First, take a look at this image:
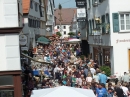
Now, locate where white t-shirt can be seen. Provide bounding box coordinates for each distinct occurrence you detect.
[90,68,96,75]
[86,77,92,82]
[54,67,58,73]
[121,86,128,95]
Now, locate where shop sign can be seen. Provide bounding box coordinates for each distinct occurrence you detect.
[116,39,130,43]
[77,18,86,22]
[76,0,86,7]
[77,8,86,18]
[93,36,103,43]
[19,35,27,46]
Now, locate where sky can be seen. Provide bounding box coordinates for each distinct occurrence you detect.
[54,0,76,8]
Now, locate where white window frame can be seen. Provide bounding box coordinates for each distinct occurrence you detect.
[119,12,130,32]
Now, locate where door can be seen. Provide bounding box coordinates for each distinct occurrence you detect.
[128,49,130,70]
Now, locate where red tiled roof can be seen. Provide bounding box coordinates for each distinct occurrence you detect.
[55,8,77,25]
[22,0,30,14]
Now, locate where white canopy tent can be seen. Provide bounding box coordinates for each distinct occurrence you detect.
[63,39,81,44]
[31,86,96,97]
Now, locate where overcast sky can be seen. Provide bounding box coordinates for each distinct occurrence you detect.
[54,0,76,8]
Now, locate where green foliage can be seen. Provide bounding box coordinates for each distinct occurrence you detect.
[99,66,111,76]
[58,4,62,10]
[68,32,75,36]
[56,32,62,36]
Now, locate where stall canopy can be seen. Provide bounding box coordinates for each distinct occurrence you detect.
[21,53,51,64]
[31,86,96,97]
[37,36,50,44]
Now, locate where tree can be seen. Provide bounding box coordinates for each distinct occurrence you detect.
[68,32,75,36]
[56,32,62,37]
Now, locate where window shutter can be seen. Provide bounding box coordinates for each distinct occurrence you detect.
[112,13,119,32]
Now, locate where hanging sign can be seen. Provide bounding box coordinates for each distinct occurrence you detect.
[19,35,27,45]
[77,8,86,18]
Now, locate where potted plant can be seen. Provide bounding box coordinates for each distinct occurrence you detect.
[68,32,75,37]
[56,32,62,37]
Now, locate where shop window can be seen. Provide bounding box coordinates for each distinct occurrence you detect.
[103,49,110,66]
[93,47,99,61]
[0,75,13,86]
[0,89,14,97]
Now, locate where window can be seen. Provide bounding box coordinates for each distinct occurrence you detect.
[92,19,94,29]
[106,13,110,23]
[89,20,92,35]
[64,31,66,35]
[30,0,33,9]
[119,13,130,31]
[99,0,103,3]
[57,26,59,29]
[101,15,105,33]
[88,0,91,8]
[35,3,38,11]
[63,26,66,29]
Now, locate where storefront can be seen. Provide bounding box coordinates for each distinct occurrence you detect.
[103,48,110,67]
[92,46,111,66]
[0,71,22,97]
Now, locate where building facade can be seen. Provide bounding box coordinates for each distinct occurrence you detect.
[22,0,45,50]
[45,0,55,36]
[39,0,47,36]
[54,8,77,38]
[54,25,70,38]
[87,0,130,75]
[0,0,23,96]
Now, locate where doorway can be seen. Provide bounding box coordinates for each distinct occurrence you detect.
[128,49,130,70]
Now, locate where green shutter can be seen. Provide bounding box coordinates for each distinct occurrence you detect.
[112,13,119,32]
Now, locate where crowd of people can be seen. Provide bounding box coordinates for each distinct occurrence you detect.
[21,37,130,97]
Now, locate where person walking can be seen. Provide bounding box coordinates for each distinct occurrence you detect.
[99,71,107,85]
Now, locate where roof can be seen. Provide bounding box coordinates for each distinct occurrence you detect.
[55,8,77,25]
[22,0,30,14]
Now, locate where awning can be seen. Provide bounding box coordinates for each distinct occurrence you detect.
[21,53,51,64]
[36,36,50,44]
[37,41,50,44]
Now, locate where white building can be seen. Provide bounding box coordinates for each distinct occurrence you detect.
[54,25,70,38]
[87,0,130,75]
[46,0,55,36]
[54,8,77,38]
[70,10,78,35]
[0,0,23,95]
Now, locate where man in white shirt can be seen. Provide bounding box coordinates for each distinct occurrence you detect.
[90,67,96,76]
